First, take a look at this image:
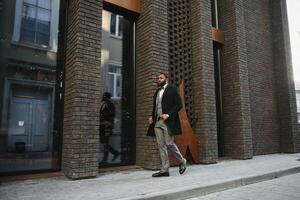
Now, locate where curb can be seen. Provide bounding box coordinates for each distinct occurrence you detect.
[124,166,300,200]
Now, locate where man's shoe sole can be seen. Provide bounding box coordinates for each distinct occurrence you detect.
[152,172,170,177]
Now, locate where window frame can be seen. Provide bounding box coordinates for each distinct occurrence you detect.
[12,0,60,52]
[107,62,122,99]
[110,13,123,39]
[20,0,52,47]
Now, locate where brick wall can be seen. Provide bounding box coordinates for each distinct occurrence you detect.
[60,0,300,177]
[244,0,281,155]
[218,0,300,157]
[190,0,218,163]
[270,0,300,153]
[135,0,169,169]
[62,0,103,179]
[218,0,253,159]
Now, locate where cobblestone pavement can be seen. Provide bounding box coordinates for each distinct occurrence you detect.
[188,173,300,200]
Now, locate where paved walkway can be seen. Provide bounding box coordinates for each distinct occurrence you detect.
[0,153,300,200]
[188,172,300,200]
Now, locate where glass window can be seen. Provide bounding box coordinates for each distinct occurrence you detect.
[107,64,122,99]
[296,91,300,113]
[20,0,51,47]
[110,13,123,38]
[110,13,116,36]
[211,0,219,28]
[118,16,123,37]
[296,91,300,124]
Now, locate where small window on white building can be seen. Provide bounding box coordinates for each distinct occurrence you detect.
[12,0,60,51]
[107,64,122,99]
[110,13,123,38]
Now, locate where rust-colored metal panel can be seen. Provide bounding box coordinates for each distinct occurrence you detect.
[104,0,141,13]
[212,27,224,44]
[170,80,200,165]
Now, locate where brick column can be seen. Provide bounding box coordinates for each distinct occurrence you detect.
[190,0,218,164]
[135,0,169,169]
[271,0,300,153]
[219,0,253,159]
[62,0,103,179]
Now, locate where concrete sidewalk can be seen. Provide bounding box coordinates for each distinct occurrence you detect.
[1,153,300,200]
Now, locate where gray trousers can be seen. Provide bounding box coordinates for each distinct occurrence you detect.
[154,119,185,172]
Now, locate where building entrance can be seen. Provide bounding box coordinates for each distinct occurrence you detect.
[99,8,136,167]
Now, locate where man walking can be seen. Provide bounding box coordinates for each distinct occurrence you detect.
[148,73,187,177]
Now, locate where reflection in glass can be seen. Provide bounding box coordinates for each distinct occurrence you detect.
[110,13,123,38]
[118,16,123,37]
[99,10,135,167]
[0,0,61,174]
[108,64,122,98]
[99,92,120,165]
[110,13,116,36]
[21,0,51,46]
[100,10,123,166]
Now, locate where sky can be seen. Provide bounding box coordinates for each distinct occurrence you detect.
[287,0,300,84]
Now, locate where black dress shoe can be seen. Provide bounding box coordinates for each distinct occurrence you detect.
[152,171,170,177]
[179,159,187,175]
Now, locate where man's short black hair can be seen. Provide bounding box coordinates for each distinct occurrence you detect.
[158,72,168,79]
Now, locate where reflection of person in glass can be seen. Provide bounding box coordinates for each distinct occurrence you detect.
[99,92,120,164]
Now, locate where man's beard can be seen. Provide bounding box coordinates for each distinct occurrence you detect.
[157,80,167,87]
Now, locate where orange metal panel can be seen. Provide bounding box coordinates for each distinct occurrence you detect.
[212,27,224,44]
[170,80,200,165]
[104,0,141,13]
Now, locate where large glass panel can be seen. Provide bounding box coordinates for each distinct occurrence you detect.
[213,42,225,157]
[0,0,62,174]
[211,0,219,28]
[99,9,135,167]
[296,91,300,124]
[296,92,300,112]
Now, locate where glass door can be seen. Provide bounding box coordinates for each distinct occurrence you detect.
[99,9,135,167]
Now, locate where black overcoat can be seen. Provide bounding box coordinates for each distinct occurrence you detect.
[147,84,182,137]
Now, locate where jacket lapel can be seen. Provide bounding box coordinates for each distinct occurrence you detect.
[161,84,170,102]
